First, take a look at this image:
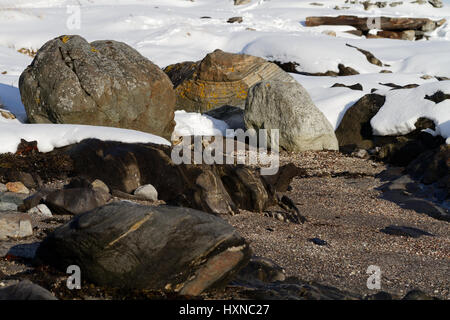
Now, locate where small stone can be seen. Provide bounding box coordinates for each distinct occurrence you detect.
[352,149,370,159]
[91,179,110,194]
[133,184,158,201]
[308,238,328,246]
[0,213,33,240]
[27,204,52,218]
[0,202,18,212]
[227,16,243,24]
[0,183,6,192]
[234,0,251,5]
[6,182,29,194]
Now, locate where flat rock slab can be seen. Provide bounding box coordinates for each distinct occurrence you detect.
[0,213,33,240]
[36,202,251,296]
[380,225,434,238]
[0,241,40,259]
[0,280,57,300]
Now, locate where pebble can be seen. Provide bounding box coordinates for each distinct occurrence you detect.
[0,183,7,192]
[27,204,52,218]
[0,202,18,212]
[6,182,30,194]
[133,184,158,201]
[91,179,110,194]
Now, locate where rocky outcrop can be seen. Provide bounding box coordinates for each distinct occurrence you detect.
[335,94,386,152]
[19,35,176,140]
[166,49,294,113]
[244,80,338,152]
[35,202,251,296]
[62,139,304,217]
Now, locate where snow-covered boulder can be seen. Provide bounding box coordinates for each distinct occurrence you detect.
[244,80,339,152]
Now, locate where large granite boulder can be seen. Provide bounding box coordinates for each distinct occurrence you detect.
[19,35,176,140]
[166,49,295,113]
[244,80,338,152]
[35,202,251,296]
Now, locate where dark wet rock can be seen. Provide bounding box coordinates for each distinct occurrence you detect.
[0,280,57,300]
[424,90,450,103]
[380,225,434,238]
[308,238,328,246]
[227,17,243,23]
[379,83,419,90]
[345,44,384,66]
[331,83,363,90]
[335,94,386,152]
[375,119,445,166]
[60,139,304,217]
[164,61,198,88]
[229,276,360,300]
[204,105,245,130]
[234,256,286,284]
[19,35,176,140]
[364,291,393,300]
[43,188,111,215]
[0,149,73,184]
[35,202,251,296]
[270,61,301,74]
[402,289,438,300]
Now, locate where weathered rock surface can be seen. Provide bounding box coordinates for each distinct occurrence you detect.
[335,94,386,151]
[19,35,176,140]
[0,280,57,300]
[133,184,158,201]
[0,213,33,240]
[43,188,111,215]
[61,139,304,217]
[35,202,251,295]
[244,80,338,152]
[168,49,295,113]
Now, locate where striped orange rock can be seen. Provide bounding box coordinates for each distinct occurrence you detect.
[165,49,295,113]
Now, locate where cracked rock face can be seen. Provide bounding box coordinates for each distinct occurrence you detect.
[35,202,251,295]
[19,35,176,140]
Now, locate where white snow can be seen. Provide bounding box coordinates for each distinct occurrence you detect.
[0,0,450,153]
[0,123,170,154]
[173,110,230,138]
[371,81,450,139]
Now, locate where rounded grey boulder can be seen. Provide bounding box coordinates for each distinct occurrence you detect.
[19,35,176,140]
[244,80,338,152]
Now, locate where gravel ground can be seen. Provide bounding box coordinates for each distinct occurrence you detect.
[0,151,448,299]
[224,151,450,299]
